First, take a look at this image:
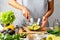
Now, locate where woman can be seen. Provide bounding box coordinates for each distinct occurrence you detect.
[8,0,54,29]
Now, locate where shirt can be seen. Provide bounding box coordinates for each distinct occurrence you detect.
[13,0,51,27]
[23,0,48,18]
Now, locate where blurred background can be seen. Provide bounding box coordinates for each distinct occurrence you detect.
[0,0,60,27]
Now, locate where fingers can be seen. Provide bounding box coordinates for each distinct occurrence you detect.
[42,17,46,22]
[27,12,30,22]
[23,11,28,18]
[41,20,48,27]
[23,10,30,22]
[41,18,48,27]
[23,13,27,18]
[23,8,28,18]
[22,7,30,22]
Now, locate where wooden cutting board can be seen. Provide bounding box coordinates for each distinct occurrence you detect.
[18,27,48,34]
[18,27,49,40]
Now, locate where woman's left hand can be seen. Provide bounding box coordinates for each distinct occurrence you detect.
[41,16,48,28]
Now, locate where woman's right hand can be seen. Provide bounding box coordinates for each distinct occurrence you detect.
[22,7,30,22]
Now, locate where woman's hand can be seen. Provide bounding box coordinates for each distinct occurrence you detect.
[40,16,48,30]
[41,16,48,28]
[22,7,30,22]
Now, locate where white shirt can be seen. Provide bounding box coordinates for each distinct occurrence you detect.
[23,0,48,18]
[13,0,51,27]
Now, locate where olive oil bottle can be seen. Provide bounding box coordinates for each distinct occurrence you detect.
[53,19,60,31]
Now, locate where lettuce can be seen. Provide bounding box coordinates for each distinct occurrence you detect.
[0,33,25,40]
[0,10,15,25]
[47,29,60,36]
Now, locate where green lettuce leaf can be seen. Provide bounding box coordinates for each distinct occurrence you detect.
[0,10,15,25]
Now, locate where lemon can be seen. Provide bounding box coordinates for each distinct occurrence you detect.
[34,26,40,30]
[55,36,60,40]
[27,25,40,31]
[46,34,56,40]
[3,24,14,30]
